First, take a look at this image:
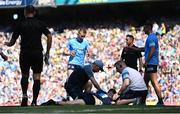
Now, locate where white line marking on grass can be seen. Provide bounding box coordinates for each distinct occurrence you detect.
[52,106,176,113]
[53,107,143,113]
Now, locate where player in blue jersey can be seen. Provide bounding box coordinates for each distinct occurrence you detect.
[143,23,163,105]
[63,28,90,77]
[63,29,90,100]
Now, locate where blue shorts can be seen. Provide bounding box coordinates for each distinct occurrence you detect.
[145,65,158,73]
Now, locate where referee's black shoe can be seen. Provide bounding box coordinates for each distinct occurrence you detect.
[21,97,28,106]
[31,100,37,106]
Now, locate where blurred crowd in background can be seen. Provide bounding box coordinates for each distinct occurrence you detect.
[0,21,179,106]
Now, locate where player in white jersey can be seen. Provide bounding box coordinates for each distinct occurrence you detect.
[114,60,148,105]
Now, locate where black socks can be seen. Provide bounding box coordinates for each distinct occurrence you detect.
[32,80,40,103]
[21,76,29,96]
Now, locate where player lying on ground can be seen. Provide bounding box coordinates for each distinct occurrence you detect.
[41,89,116,105]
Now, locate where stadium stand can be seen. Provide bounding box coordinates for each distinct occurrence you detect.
[0,0,179,106]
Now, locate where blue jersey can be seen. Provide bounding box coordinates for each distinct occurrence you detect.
[145,33,159,65]
[94,90,112,105]
[67,38,89,67]
[84,64,94,78]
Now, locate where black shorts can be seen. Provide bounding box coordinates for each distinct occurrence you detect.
[64,82,83,100]
[20,51,43,74]
[145,65,158,73]
[78,92,95,105]
[119,89,148,100]
[68,64,82,70]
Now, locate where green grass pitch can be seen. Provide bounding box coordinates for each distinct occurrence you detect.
[0,105,179,113]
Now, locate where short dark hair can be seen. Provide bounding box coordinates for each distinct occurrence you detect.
[25,5,36,14]
[144,23,153,30]
[114,60,125,67]
[126,34,134,40]
[79,28,86,34]
[108,89,116,94]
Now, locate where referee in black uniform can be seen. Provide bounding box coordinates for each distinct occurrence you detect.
[121,34,143,72]
[5,5,52,106]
